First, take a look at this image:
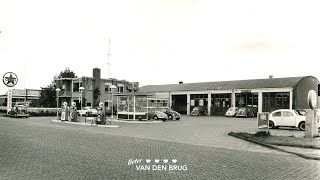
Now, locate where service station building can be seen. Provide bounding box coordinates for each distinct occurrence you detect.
[139,76,320,116]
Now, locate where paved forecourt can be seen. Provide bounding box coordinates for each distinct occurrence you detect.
[0,116,319,179]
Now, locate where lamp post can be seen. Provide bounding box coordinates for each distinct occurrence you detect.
[79,87,85,121]
[55,88,61,120]
[110,85,116,126]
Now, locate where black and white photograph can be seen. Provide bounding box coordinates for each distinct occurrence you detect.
[0,0,320,179]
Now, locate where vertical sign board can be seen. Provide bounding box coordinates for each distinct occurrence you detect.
[257,112,269,132]
[3,72,18,113]
[7,88,12,111]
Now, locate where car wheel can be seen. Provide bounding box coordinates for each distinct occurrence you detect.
[298,121,305,131]
[14,113,17,118]
[269,121,275,129]
[153,115,158,120]
[168,115,173,120]
[175,118,180,120]
[245,114,248,118]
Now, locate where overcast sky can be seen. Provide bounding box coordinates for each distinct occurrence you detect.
[1,0,320,94]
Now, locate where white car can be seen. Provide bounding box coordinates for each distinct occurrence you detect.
[269,109,306,131]
[77,106,98,116]
[225,107,239,117]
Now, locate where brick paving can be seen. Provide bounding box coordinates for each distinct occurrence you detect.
[0,116,319,179]
[55,115,287,154]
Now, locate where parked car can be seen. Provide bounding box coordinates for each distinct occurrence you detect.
[269,109,306,131]
[158,108,181,120]
[8,105,29,118]
[225,107,239,117]
[77,106,98,116]
[236,107,254,118]
[247,105,258,117]
[295,109,307,116]
[190,107,207,116]
[147,108,168,120]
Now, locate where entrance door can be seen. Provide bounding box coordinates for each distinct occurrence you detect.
[172,95,187,114]
[236,93,258,116]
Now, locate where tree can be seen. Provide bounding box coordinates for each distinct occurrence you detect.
[31,68,77,107]
[58,67,77,78]
[38,85,56,107]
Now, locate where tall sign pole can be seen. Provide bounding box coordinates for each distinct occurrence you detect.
[3,72,18,113]
[107,38,111,79]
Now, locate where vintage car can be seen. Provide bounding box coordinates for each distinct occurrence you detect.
[295,109,307,116]
[77,106,98,116]
[158,107,181,120]
[147,108,168,120]
[8,105,29,118]
[225,107,239,117]
[190,107,207,116]
[236,107,254,118]
[269,109,307,131]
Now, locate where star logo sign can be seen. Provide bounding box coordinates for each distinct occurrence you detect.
[3,72,18,87]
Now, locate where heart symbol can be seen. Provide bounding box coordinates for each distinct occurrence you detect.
[146,159,151,163]
[155,159,159,163]
[163,159,168,163]
[172,159,177,163]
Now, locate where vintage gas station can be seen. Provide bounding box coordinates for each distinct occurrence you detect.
[139,76,320,116]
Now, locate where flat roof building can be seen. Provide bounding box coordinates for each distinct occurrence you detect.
[139,76,320,115]
[55,68,139,109]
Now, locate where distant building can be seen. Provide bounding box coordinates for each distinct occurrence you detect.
[0,89,41,106]
[139,76,320,115]
[55,68,139,109]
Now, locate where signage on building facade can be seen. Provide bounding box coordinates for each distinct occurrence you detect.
[241,90,251,93]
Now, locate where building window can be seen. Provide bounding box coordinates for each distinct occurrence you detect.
[262,92,289,112]
[87,84,92,91]
[86,102,92,107]
[117,84,124,93]
[73,81,82,92]
[104,102,109,107]
[105,82,111,93]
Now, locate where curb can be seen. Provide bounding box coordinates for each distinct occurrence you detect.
[228,132,320,161]
[51,119,120,128]
[114,120,163,124]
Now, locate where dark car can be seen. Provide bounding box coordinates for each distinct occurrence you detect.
[158,108,181,120]
[190,107,207,116]
[8,105,29,118]
[236,107,254,118]
[295,109,307,116]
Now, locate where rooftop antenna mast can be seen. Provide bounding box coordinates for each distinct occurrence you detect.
[107,38,111,79]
